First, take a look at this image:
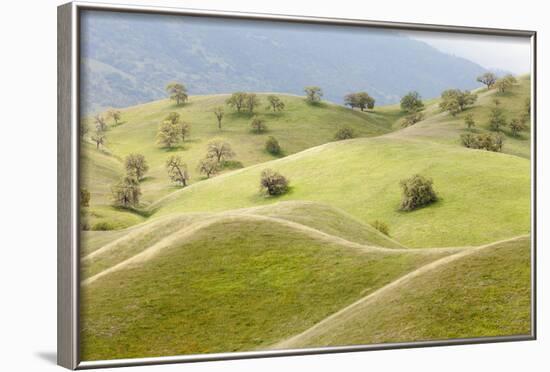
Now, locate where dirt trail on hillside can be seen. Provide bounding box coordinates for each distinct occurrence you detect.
[271,234,530,349]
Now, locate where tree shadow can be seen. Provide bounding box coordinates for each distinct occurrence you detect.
[227,111,255,120]
[111,121,127,128]
[162,145,187,152]
[222,160,244,170]
[168,101,193,110]
[139,176,156,183]
[305,100,327,108]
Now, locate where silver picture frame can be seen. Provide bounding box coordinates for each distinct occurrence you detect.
[58,1,537,369]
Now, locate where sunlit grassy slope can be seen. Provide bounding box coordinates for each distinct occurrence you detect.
[80,215,455,361]
[79,78,532,361]
[81,93,404,229]
[151,136,530,248]
[276,236,531,348]
[389,75,532,159]
[81,79,531,246]
[81,201,405,280]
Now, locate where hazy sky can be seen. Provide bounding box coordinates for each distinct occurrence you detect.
[405,30,531,74]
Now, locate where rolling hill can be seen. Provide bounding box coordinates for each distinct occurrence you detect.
[273,235,531,349]
[80,203,461,360]
[79,73,532,361]
[81,93,404,230]
[82,77,531,249]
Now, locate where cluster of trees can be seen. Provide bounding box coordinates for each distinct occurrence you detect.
[495,74,517,93]
[156,112,191,148]
[225,93,287,115]
[459,103,526,153]
[344,92,375,111]
[476,72,517,93]
[400,91,425,127]
[81,109,122,149]
[488,99,528,136]
[226,92,261,113]
[112,153,149,208]
[460,132,504,152]
[91,115,108,149]
[399,174,437,211]
[439,89,477,116]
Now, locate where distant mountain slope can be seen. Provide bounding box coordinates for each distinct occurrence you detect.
[80,10,487,113]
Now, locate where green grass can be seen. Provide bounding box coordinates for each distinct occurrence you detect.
[81,201,404,280]
[82,205,146,232]
[151,136,530,248]
[237,201,404,248]
[81,230,128,256]
[390,76,532,159]
[283,236,531,348]
[79,78,532,360]
[80,218,452,361]
[83,94,402,206]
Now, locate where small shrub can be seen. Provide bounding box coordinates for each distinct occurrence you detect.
[265,136,281,155]
[80,214,90,231]
[478,133,504,152]
[372,220,390,236]
[250,117,268,133]
[464,113,475,129]
[460,133,478,148]
[334,126,355,140]
[460,133,503,152]
[509,117,527,137]
[260,169,289,196]
[80,187,90,207]
[399,174,437,211]
[489,106,506,131]
[92,221,115,231]
[401,112,425,127]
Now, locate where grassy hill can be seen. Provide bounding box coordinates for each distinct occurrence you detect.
[82,93,403,230]
[81,202,406,281]
[274,236,531,349]
[80,209,458,361]
[81,79,531,248]
[388,75,532,159]
[79,76,532,361]
[150,136,530,248]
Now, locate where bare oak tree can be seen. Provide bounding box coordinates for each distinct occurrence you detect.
[206,140,235,163]
[166,156,189,186]
[213,106,225,129]
[197,158,220,178]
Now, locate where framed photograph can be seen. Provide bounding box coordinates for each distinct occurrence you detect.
[58,1,536,369]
